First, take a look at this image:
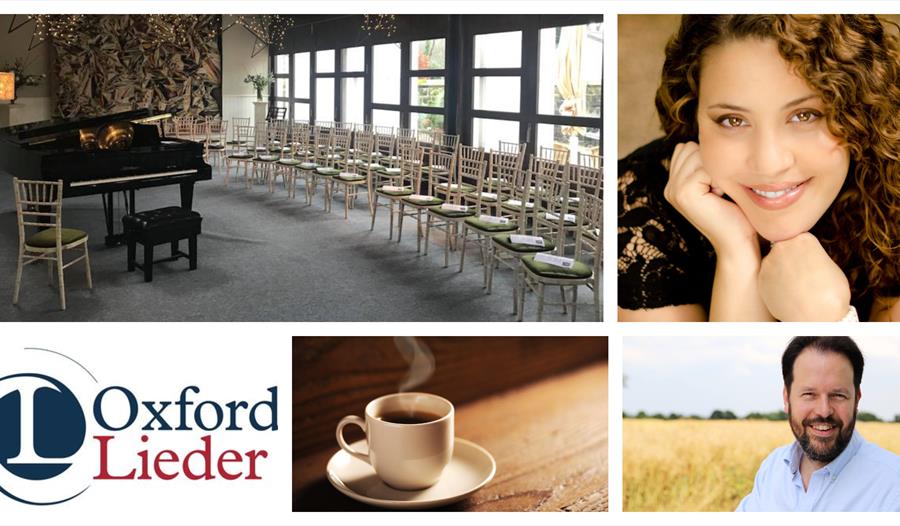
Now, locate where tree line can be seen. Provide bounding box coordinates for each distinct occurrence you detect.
[624,410,900,422]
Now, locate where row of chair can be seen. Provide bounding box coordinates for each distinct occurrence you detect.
[216,119,602,321]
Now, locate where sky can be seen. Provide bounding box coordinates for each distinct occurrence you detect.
[623,335,900,421]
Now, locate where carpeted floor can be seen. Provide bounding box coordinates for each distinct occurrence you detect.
[0,166,602,321]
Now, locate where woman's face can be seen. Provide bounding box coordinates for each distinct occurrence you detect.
[697,38,851,243]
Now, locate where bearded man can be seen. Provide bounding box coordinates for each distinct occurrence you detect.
[737,336,900,511]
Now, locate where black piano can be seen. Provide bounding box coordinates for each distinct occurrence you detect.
[0,108,211,246]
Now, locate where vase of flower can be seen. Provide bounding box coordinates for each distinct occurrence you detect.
[2,57,46,104]
[244,74,272,102]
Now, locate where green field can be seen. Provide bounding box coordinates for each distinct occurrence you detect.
[623,419,900,511]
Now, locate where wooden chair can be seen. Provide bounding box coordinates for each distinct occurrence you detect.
[578,152,601,169]
[224,125,255,188]
[12,178,92,310]
[398,150,453,253]
[497,140,525,155]
[518,189,601,321]
[531,157,576,254]
[205,119,228,167]
[331,132,376,219]
[370,144,421,239]
[539,145,570,165]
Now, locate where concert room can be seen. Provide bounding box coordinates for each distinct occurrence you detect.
[0,14,602,321]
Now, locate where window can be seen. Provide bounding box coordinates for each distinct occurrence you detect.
[411,112,444,132]
[473,76,520,112]
[535,23,603,161]
[474,31,521,68]
[373,109,400,129]
[293,52,310,98]
[294,102,310,122]
[410,77,444,108]
[472,118,519,150]
[275,54,290,74]
[316,49,335,73]
[410,38,445,70]
[342,77,365,125]
[273,54,291,120]
[373,43,400,105]
[342,46,364,72]
[276,78,289,98]
[316,78,335,122]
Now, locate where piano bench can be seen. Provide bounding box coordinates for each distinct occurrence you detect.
[123,207,202,282]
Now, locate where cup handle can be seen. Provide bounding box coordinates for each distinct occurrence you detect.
[336,415,370,465]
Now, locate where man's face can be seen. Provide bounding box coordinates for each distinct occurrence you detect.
[783,348,860,464]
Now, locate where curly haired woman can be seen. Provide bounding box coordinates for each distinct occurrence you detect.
[618,15,900,321]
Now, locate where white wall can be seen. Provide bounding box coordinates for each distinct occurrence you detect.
[0,15,54,125]
[221,16,270,131]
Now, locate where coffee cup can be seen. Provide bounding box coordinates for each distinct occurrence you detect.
[335,392,454,490]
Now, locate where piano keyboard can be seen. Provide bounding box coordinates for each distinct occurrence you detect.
[70,169,199,188]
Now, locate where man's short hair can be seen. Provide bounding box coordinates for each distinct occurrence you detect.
[782,336,864,393]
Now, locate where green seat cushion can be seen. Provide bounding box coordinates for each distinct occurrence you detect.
[429,207,476,218]
[422,166,450,175]
[522,255,593,279]
[583,227,601,241]
[376,186,414,197]
[501,200,535,212]
[402,196,444,206]
[464,216,518,232]
[276,159,302,166]
[299,162,318,170]
[255,155,279,162]
[492,233,556,253]
[315,167,340,176]
[27,227,87,248]
[335,173,367,182]
[228,153,253,159]
[207,144,226,150]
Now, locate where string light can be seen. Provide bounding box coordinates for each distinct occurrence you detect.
[30,15,84,46]
[231,15,293,47]
[361,15,396,38]
[146,15,218,47]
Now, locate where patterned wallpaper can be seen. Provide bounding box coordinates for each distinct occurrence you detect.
[52,15,221,118]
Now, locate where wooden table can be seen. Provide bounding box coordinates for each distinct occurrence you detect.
[292,362,608,511]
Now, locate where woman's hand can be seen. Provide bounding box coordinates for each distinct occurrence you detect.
[664,142,758,259]
[758,232,851,321]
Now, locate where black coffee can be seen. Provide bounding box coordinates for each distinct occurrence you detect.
[378,410,442,424]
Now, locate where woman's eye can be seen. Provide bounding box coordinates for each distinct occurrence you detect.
[716,115,746,128]
[790,110,821,123]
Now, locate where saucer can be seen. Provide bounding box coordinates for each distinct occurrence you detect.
[326,437,496,509]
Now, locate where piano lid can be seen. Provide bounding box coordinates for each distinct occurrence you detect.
[1,108,155,143]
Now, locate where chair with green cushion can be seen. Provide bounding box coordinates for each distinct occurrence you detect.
[531,157,577,254]
[224,125,256,188]
[539,145,570,165]
[331,132,376,219]
[424,146,485,267]
[279,124,312,200]
[204,119,228,168]
[488,162,557,316]
[372,130,398,175]
[518,189,601,321]
[578,152,601,170]
[398,150,454,253]
[370,144,422,239]
[13,178,92,311]
[306,125,338,206]
[250,126,283,192]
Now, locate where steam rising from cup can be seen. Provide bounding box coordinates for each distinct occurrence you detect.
[394,336,435,392]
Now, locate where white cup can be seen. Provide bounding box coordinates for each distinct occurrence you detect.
[336,392,454,490]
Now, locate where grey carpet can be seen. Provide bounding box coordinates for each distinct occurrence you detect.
[0,166,602,321]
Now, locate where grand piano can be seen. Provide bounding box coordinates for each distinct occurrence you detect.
[0,108,212,245]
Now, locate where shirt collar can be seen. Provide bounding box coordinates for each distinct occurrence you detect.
[782,429,864,477]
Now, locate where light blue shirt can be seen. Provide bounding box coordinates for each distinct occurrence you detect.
[737,430,900,511]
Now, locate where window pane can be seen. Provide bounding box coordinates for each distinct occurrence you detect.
[373,109,400,130]
[538,23,603,118]
[316,78,334,122]
[276,78,289,98]
[537,123,600,163]
[275,54,289,74]
[473,76,520,113]
[411,112,444,133]
[472,118,519,150]
[342,77,365,125]
[316,49,335,73]
[474,31,522,68]
[342,46,364,72]
[373,43,400,105]
[410,77,444,108]
[294,52,310,98]
[411,38,445,70]
[294,102,310,122]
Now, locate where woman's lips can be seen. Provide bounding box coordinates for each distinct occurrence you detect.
[743,179,809,210]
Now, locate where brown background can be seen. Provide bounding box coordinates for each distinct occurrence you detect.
[292,336,608,511]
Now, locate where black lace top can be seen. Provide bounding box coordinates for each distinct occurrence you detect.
[618,138,895,320]
[618,138,716,312]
